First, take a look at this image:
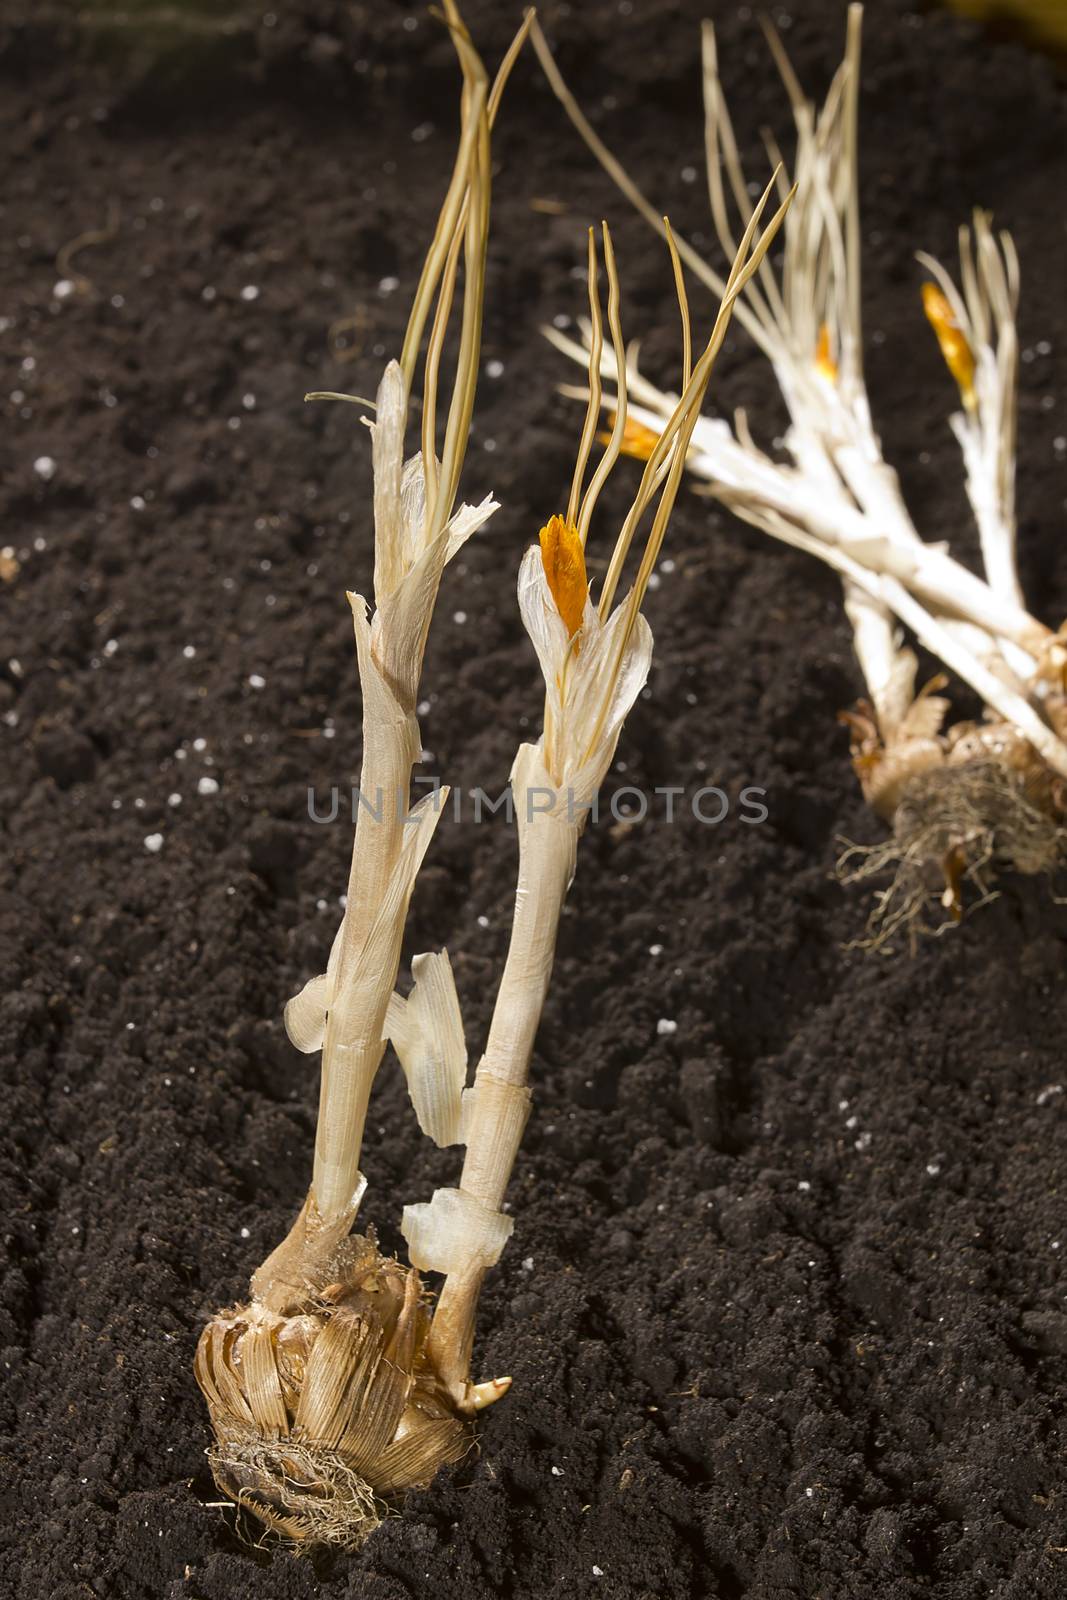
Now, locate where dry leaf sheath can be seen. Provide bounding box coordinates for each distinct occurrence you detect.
[538,4,1067,943]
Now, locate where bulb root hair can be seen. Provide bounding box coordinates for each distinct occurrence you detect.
[837,756,1065,949]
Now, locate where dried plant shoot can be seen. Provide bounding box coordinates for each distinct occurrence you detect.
[537,2,1067,944]
[195,3,789,1551]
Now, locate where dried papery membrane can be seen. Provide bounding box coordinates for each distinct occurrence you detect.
[385,950,467,1147]
[349,585,421,769]
[443,493,499,563]
[400,452,434,572]
[372,1416,473,1495]
[840,663,952,822]
[360,363,500,687]
[515,554,653,804]
[371,482,498,702]
[285,918,345,1055]
[371,361,409,603]
[401,1186,514,1275]
[285,785,447,1062]
[285,971,334,1056]
[395,446,498,572]
[250,1180,367,1312]
[458,1072,531,1192]
[197,1240,470,1550]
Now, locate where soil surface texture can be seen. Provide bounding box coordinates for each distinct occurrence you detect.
[2,2,1067,1597]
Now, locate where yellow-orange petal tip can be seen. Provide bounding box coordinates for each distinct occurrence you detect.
[599,410,661,462]
[814,322,838,383]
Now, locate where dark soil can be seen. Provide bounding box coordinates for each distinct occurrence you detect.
[3,2,1067,1597]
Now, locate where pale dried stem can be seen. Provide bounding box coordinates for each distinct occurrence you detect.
[254,6,503,1307]
[428,797,578,1399]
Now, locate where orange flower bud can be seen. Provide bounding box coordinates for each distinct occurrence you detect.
[921,282,976,409]
[538,514,588,642]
